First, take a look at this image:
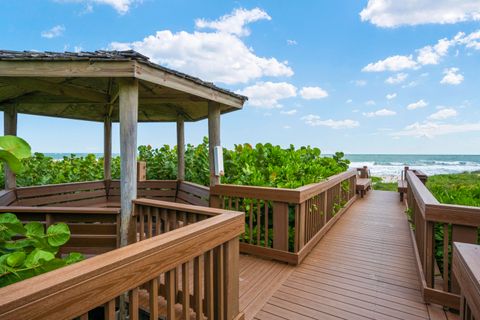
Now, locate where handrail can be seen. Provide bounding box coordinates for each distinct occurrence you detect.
[452,242,480,319]
[406,170,480,310]
[0,203,244,320]
[0,206,120,214]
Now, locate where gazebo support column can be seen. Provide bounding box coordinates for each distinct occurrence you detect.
[176,114,185,181]
[4,105,17,189]
[104,115,112,181]
[208,101,221,187]
[119,79,138,247]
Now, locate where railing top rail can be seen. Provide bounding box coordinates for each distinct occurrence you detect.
[0,209,244,319]
[210,169,356,204]
[406,170,439,215]
[453,242,480,317]
[15,180,106,190]
[133,198,235,217]
[0,206,120,214]
[179,180,210,191]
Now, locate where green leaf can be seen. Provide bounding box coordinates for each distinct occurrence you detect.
[0,150,24,174]
[39,258,66,273]
[25,222,44,238]
[0,135,31,159]
[46,223,70,247]
[64,252,83,265]
[24,249,55,268]
[6,251,25,267]
[0,213,26,240]
[3,238,34,250]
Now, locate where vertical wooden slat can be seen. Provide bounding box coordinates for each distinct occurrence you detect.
[149,278,159,320]
[155,207,161,236]
[166,270,176,320]
[224,238,240,320]
[256,199,261,245]
[214,245,225,320]
[129,287,139,320]
[194,256,203,320]
[248,201,253,244]
[182,261,190,320]
[79,313,89,320]
[139,206,145,241]
[273,202,289,251]
[443,223,449,292]
[104,299,115,320]
[297,202,305,251]
[169,210,177,231]
[147,206,153,238]
[162,209,169,233]
[323,191,328,226]
[264,201,269,248]
[425,221,435,288]
[204,250,214,319]
[294,204,299,252]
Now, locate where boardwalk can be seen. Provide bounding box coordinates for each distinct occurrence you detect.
[251,191,452,320]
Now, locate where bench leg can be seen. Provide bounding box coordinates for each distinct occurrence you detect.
[400,192,404,202]
[360,190,364,198]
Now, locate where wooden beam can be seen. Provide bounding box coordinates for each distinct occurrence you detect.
[0,85,33,104]
[104,115,112,180]
[3,105,17,189]
[119,78,138,247]
[208,101,221,186]
[3,78,109,103]
[177,114,185,181]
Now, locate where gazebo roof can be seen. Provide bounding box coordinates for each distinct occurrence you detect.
[0,50,247,122]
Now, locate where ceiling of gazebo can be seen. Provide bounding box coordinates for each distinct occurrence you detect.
[0,50,247,122]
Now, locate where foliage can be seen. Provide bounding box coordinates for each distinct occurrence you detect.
[371,176,397,192]
[8,137,349,189]
[426,172,480,207]
[0,135,31,174]
[0,213,83,287]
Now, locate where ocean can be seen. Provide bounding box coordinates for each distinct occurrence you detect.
[43,153,480,180]
[345,154,480,178]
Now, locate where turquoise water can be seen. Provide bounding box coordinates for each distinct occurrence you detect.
[43,153,480,177]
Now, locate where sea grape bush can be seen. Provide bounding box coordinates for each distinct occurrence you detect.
[1,137,350,189]
[0,213,83,287]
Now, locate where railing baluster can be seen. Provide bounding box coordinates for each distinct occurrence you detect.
[104,299,115,320]
[264,201,269,248]
[248,200,253,244]
[182,261,190,320]
[443,223,449,292]
[147,206,153,238]
[140,205,145,240]
[166,270,175,320]
[194,256,203,320]
[204,250,214,319]
[149,278,159,320]
[155,207,161,236]
[256,199,261,245]
[214,245,225,320]
[129,287,139,320]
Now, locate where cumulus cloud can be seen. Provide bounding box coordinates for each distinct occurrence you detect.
[386,93,397,100]
[236,82,297,108]
[110,8,293,84]
[363,108,397,117]
[407,99,428,110]
[41,25,65,38]
[302,115,359,129]
[385,73,408,84]
[428,108,458,120]
[195,7,271,36]
[299,86,328,100]
[440,67,464,85]
[362,55,418,72]
[346,99,353,104]
[280,109,297,115]
[417,38,455,65]
[57,0,137,14]
[287,39,297,45]
[360,0,480,28]
[392,121,480,138]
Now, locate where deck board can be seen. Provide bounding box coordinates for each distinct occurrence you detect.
[254,190,432,320]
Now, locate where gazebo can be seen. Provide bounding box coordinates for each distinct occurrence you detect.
[0,50,247,246]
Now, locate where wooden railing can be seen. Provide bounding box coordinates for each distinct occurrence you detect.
[0,199,244,320]
[452,242,480,319]
[210,170,357,264]
[0,206,120,255]
[406,170,480,310]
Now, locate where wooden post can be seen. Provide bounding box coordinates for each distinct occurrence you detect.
[177,114,185,181]
[119,78,138,247]
[273,202,289,251]
[137,161,146,181]
[208,101,221,187]
[224,238,240,320]
[104,115,112,180]
[4,105,17,189]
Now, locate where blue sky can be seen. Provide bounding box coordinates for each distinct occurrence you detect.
[1,0,480,154]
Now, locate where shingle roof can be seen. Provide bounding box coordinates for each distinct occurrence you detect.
[0,50,248,102]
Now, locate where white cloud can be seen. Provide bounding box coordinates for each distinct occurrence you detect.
[354,79,367,86]
[362,55,417,72]
[386,93,397,100]
[428,108,458,120]
[363,108,397,117]
[110,8,293,84]
[457,30,480,50]
[385,73,408,84]
[417,38,454,65]
[195,7,271,36]
[407,99,428,110]
[440,67,464,85]
[346,99,353,104]
[302,115,359,129]
[299,86,328,100]
[392,121,480,138]
[283,125,291,129]
[365,100,376,106]
[287,39,297,45]
[41,25,65,38]
[360,0,480,28]
[280,109,297,115]
[57,0,137,14]
[236,82,297,108]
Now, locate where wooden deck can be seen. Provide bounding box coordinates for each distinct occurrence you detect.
[250,191,458,320]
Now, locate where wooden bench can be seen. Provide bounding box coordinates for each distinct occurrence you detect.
[356,178,371,198]
[398,179,408,202]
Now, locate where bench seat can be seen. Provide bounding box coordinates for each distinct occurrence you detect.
[398,179,408,202]
[356,178,371,198]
